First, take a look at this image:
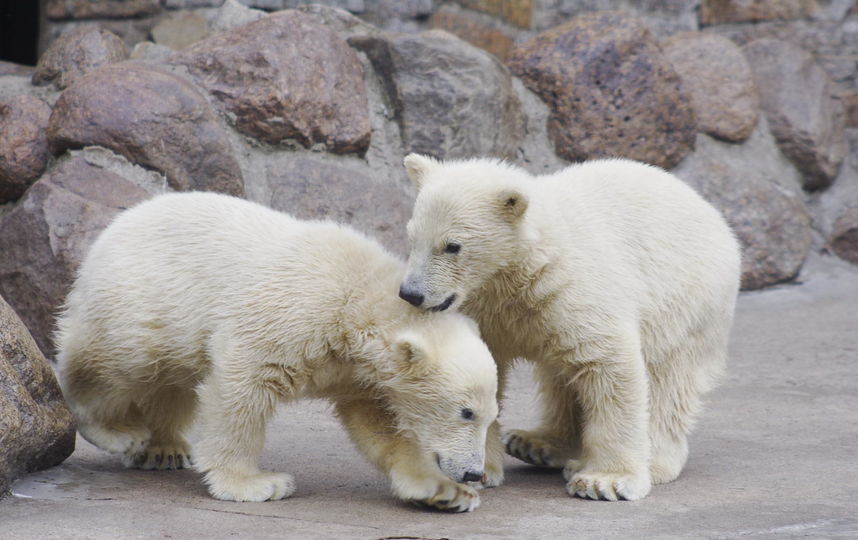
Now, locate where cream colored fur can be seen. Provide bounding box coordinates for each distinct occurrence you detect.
[55,192,499,512]
[400,155,741,501]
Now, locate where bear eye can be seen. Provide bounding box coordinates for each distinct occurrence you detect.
[445,242,461,254]
[461,408,475,420]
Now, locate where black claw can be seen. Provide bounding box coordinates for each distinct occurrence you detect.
[134,452,148,468]
[167,454,174,468]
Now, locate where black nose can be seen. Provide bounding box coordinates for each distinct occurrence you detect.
[462,470,483,483]
[398,285,424,307]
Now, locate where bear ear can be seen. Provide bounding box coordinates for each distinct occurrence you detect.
[403,153,438,192]
[392,331,434,374]
[497,188,529,222]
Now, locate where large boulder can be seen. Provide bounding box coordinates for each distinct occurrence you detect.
[246,155,413,256]
[172,10,371,154]
[47,62,244,197]
[351,29,524,160]
[743,38,846,191]
[45,0,160,20]
[700,0,818,25]
[662,32,759,142]
[0,294,76,496]
[0,156,151,355]
[32,27,128,90]
[507,11,696,169]
[674,121,812,290]
[0,95,52,203]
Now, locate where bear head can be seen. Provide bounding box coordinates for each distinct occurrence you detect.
[381,311,497,484]
[399,153,533,312]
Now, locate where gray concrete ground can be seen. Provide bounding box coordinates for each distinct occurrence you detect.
[2,253,857,539]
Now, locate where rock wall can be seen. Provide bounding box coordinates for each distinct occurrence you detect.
[1,0,854,348]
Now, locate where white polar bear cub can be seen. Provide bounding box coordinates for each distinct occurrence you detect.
[399,155,741,501]
[56,192,500,512]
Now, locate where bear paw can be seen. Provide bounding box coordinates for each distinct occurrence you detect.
[502,429,567,468]
[481,462,504,489]
[411,480,481,513]
[205,470,296,502]
[123,441,193,470]
[563,460,651,501]
[80,422,151,456]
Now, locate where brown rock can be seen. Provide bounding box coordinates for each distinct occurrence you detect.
[352,29,524,160]
[663,32,759,142]
[700,0,818,25]
[46,0,160,20]
[0,294,76,495]
[0,96,52,203]
[829,208,858,265]
[430,9,516,60]
[263,157,412,256]
[173,11,371,154]
[743,38,846,191]
[151,11,209,50]
[507,11,696,169]
[454,0,534,29]
[47,62,244,197]
[32,27,128,90]
[0,156,151,355]
[674,129,812,290]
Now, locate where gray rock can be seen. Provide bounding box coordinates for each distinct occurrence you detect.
[662,32,759,142]
[48,62,244,197]
[0,156,151,355]
[0,95,52,203]
[0,61,35,76]
[352,29,525,160]
[32,27,128,90]
[129,41,174,62]
[673,123,812,290]
[743,38,846,191]
[507,11,696,169]
[173,10,371,154]
[296,4,380,39]
[210,0,266,32]
[0,294,76,495]
[151,11,209,50]
[245,154,412,256]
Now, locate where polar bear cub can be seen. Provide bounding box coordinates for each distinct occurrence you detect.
[399,155,741,501]
[55,192,499,512]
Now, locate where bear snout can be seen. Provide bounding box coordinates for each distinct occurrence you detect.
[461,470,484,483]
[399,285,425,307]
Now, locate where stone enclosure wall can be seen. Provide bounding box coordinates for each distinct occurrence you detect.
[1,0,857,492]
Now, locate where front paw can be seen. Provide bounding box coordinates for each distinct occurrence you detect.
[204,470,296,502]
[480,462,504,489]
[563,459,651,501]
[502,429,567,468]
[393,472,481,512]
[412,479,480,513]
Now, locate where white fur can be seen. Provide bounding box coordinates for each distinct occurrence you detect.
[401,155,741,501]
[55,192,499,512]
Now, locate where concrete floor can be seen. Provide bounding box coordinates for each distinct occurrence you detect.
[3,254,857,539]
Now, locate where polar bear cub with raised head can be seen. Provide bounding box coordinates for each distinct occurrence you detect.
[56,192,499,512]
[399,155,741,501]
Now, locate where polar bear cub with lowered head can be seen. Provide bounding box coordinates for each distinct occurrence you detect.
[55,192,499,512]
[399,155,741,501]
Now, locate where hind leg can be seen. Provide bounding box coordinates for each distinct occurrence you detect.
[647,338,724,484]
[124,387,197,470]
[503,361,580,469]
[58,352,151,456]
